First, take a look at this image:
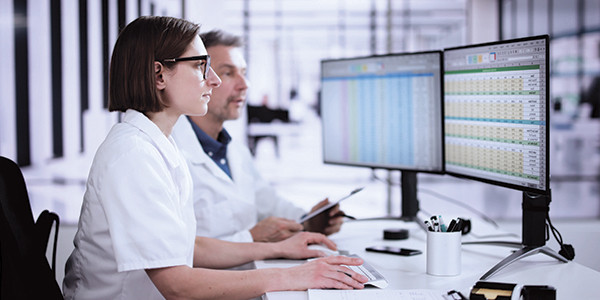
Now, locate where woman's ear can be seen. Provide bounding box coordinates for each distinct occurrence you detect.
[155,61,167,90]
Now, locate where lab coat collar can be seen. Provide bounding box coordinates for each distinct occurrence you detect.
[122,109,182,169]
[172,116,232,183]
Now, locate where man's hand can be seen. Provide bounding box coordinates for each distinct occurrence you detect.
[250,216,303,242]
[273,231,337,259]
[303,199,345,235]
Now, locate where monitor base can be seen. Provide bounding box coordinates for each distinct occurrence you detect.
[462,240,568,280]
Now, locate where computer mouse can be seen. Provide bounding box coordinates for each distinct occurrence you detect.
[307,244,340,256]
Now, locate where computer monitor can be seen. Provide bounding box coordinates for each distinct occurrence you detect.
[320,51,444,221]
[443,35,567,279]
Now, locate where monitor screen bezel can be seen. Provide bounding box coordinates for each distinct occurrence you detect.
[442,35,551,195]
[320,50,445,174]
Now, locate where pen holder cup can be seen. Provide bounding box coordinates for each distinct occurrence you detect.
[426,231,461,276]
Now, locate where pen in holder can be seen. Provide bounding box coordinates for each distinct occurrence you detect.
[426,231,461,276]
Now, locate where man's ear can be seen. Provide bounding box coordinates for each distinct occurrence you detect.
[155,61,167,90]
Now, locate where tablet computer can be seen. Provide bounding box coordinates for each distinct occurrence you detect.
[298,187,364,223]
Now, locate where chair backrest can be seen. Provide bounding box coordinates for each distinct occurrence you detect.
[247,105,290,123]
[0,156,63,299]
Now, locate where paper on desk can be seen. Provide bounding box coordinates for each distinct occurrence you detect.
[308,289,445,300]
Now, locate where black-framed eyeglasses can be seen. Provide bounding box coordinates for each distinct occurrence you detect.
[157,55,211,80]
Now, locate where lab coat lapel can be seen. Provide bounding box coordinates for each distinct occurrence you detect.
[199,153,232,182]
[226,140,257,199]
[227,141,244,183]
[172,116,233,183]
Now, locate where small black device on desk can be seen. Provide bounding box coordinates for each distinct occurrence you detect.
[365,246,422,256]
[383,228,409,240]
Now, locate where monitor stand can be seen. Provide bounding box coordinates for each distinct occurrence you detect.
[462,190,568,280]
[369,170,428,231]
[398,171,428,232]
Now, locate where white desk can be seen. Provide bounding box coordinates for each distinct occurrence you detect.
[255,219,600,300]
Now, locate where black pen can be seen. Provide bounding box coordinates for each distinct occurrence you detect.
[453,218,463,232]
[447,219,457,232]
[333,212,356,220]
[424,220,434,231]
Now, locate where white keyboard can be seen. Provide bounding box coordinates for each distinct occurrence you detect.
[305,245,389,288]
[343,254,389,288]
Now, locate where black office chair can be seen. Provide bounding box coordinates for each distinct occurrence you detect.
[246,105,290,157]
[0,156,63,299]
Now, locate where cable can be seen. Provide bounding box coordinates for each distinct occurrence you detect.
[546,212,575,260]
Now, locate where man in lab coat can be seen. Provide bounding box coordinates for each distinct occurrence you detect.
[172,30,344,242]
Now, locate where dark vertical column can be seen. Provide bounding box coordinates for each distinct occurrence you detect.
[465,0,471,43]
[385,0,392,53]
[274,1,282,106]
[150,2,155,16]
[369,0,376,55]
[511,0,516,38]
[528,0,533,36]
[577,0,584,104]
[79,0,89,152]
[402,0,409,52]
[102,0,109,108]
[243,0,249,65]
[181,0,186,19]
[51,0,64,158]
[338,3,346,53]
[243,0,250,143]
[369,1,376,54]
[548,0,553,34]
[14,0,31,166]
[118,0,126,32]
[498,0,504,40]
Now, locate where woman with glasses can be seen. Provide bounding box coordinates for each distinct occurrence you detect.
[62,16,367,300]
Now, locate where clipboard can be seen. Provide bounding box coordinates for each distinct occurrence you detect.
[298,187,364,223]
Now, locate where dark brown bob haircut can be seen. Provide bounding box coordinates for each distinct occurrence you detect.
[109,16,201,112]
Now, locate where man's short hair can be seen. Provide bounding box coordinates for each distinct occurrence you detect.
[200,30,243,49]
[108,16,201,112]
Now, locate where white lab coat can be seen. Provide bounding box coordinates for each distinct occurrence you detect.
[63,110,196,300]
[172,116,306,242]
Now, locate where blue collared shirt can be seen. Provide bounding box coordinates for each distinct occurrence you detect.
[186,116,232,178]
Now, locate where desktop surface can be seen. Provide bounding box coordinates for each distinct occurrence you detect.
[256,218,600,300]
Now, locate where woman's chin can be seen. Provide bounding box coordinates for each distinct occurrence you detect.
[188,104,208,116]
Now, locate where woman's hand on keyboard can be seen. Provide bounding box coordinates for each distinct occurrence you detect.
[281,256,368,290]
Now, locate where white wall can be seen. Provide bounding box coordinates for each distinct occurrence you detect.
[0,0,16,160]
[470,0,499,44]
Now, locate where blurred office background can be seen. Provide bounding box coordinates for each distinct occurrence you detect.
[1,0,600,286]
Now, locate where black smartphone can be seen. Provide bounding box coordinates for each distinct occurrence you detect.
[365,246,422,256]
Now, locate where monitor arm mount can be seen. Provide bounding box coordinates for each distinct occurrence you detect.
[463,190,568,280]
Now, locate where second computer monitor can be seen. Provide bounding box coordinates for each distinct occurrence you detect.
[443,35,550,194]
[320,51,444,173]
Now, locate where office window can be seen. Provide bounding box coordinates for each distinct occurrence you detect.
[552,0,578,36]
[584,0,600,30]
